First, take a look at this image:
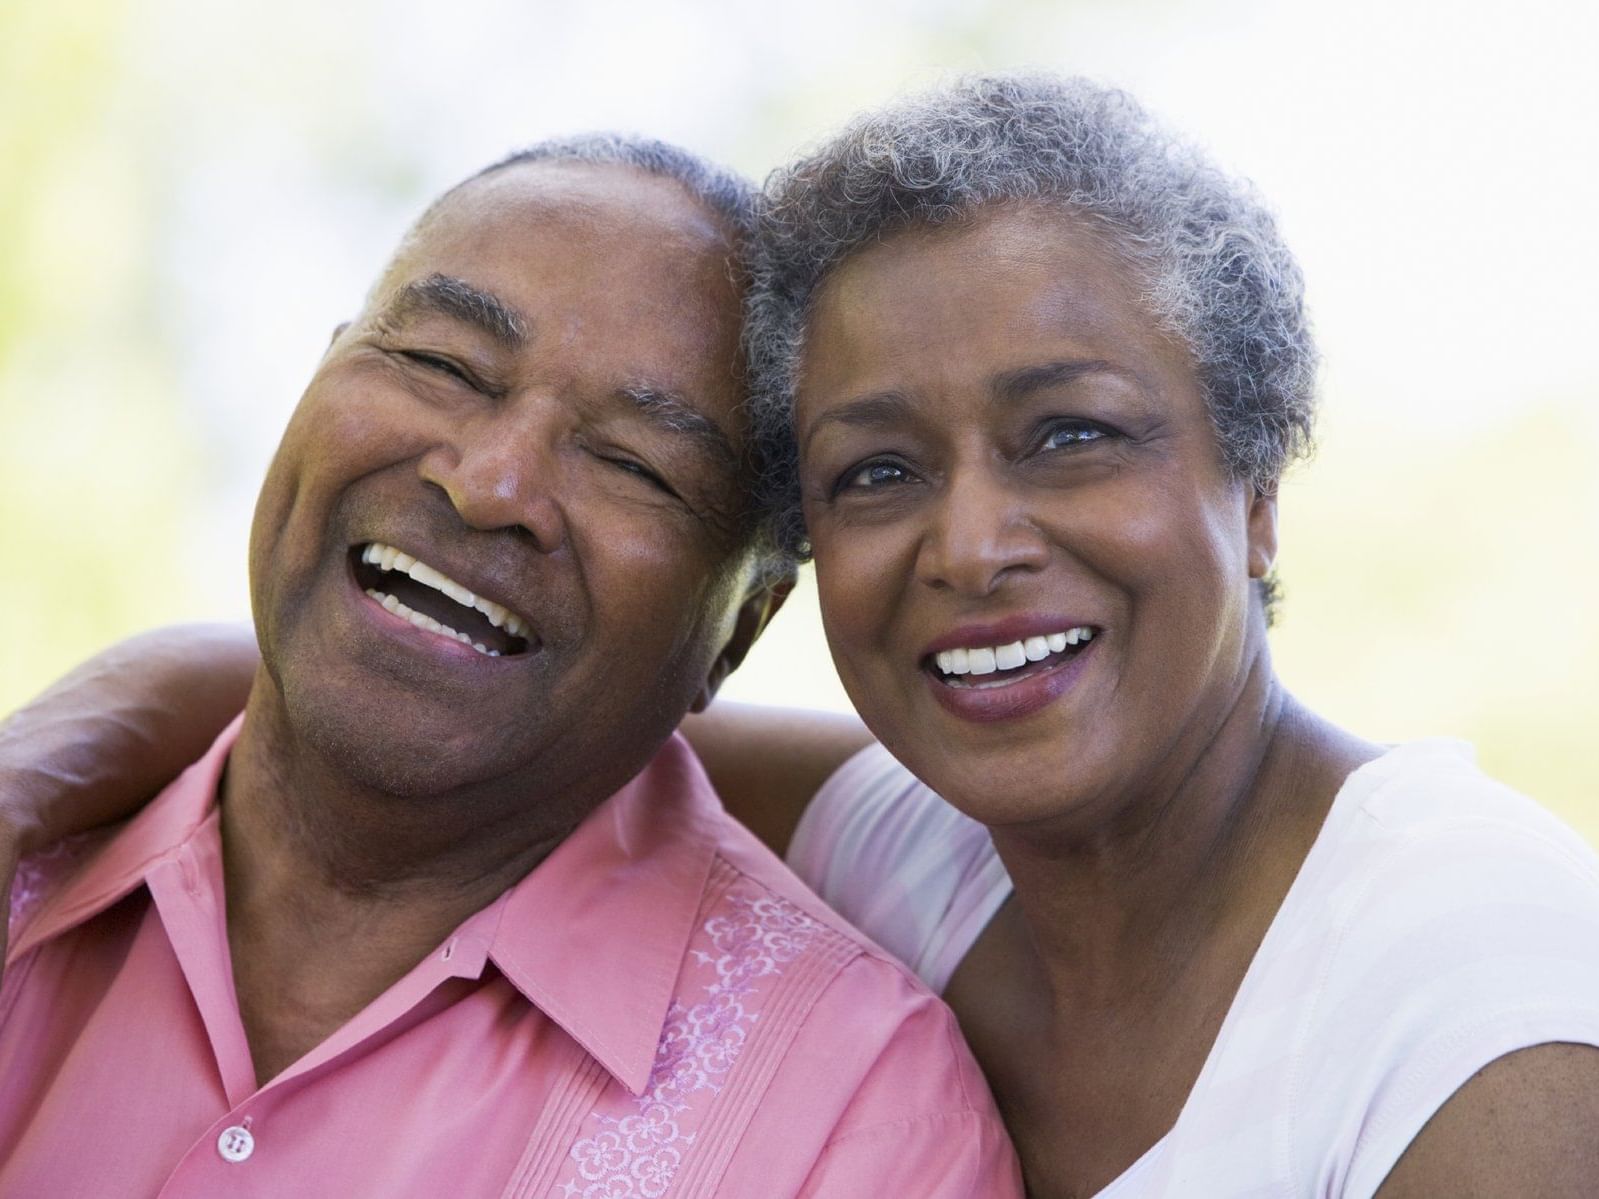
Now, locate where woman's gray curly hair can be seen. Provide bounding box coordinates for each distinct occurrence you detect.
[746,74,1318,576]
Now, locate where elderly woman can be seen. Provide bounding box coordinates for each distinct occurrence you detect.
[6,76,1599,1196]
[736,76,1599,1195]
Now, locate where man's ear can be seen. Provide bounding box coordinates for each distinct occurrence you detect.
[1246,483,1279,580]
[691,575,794,714]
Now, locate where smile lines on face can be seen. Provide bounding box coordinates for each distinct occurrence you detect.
[357,542,531,657]
[934,627,1096,685]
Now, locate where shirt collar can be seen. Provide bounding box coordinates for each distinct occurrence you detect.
[10,717,724,1098]
[9,713,244,962]
[485,732,721,1095]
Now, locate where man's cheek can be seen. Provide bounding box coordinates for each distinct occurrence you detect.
[583,512,719,589]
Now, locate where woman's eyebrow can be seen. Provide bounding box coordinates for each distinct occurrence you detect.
[381,273,530,349]
[801,391,916,452]
[991,359,1123,404]
[801,362,1133,453]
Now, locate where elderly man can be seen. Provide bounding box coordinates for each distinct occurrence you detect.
[0,138,1018,1197]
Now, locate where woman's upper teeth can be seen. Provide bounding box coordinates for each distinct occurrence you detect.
[360,542,529,639]
[935,628,1095,676]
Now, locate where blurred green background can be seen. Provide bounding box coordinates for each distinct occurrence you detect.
[3,0,1595,836]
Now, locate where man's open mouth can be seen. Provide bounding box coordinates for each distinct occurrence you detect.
[351,542,533,658]
[926,626,1097,689]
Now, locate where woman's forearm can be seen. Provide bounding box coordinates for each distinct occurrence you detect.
[681,702,871,856]
[0,622,259,854]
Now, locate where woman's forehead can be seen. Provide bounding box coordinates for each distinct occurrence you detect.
[799,203,1180,404]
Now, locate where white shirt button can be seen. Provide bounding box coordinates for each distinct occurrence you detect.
[217,1124,255,1163]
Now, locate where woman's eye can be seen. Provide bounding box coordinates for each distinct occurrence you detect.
[840,460,914,492]
[1039,421,1107,451]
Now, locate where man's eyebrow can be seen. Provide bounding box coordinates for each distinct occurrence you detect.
[381,273,529,348]
[618,385,741,474]
[992,359,1123,404]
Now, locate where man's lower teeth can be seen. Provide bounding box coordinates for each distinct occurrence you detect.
[366,589,500,656]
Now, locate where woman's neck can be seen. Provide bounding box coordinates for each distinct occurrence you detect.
[952,661,1380,1197]
[988,656,1373,1015]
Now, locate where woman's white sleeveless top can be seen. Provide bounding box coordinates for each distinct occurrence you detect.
[787,738,1599,1196]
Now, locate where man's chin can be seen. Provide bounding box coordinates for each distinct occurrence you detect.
[276,676,512,799]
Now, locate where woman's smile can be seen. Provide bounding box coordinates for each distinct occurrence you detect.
[922,621,1100,723]
[928,623,1095,684]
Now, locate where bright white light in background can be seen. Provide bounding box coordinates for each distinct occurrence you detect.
[96,0,1599,720]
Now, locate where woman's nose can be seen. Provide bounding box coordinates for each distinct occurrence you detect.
[913,469,1049,597]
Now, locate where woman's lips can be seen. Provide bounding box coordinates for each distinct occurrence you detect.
[923,636,1097,723]
[927,626,1096,678]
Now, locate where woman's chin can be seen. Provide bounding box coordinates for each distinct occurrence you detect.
[883,734,1123,836]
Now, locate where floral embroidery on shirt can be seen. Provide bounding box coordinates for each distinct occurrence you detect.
[557,888,824,1199]
[7,834,100,944]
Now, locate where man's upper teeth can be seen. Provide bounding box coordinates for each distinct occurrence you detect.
[361,542,528,638]
[935,627,1094,676]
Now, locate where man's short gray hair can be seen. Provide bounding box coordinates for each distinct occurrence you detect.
[468,133,757,245]
[746,74,1318,567]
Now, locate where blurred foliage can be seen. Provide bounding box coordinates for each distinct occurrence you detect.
[0,0,200,703]
[1272,407,1599,841]
[2,0,1594,846]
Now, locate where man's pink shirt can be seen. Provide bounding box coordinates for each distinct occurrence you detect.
[0,720,1019,1197]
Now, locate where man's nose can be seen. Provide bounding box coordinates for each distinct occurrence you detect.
[913,468,1049,597]
[417,410,567,552]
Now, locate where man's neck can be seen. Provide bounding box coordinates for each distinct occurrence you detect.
[224,679,595,895]
[215,682,594,1083]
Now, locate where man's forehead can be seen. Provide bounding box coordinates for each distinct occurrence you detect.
[424,159,733,253]
[379,161,743,349]
[365,162,749,434]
